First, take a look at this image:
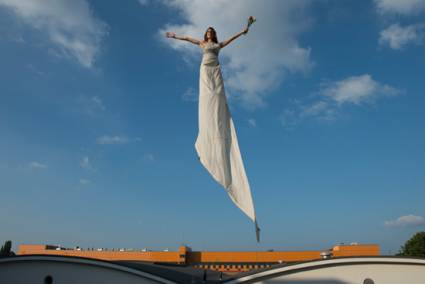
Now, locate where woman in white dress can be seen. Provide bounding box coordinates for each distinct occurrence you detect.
[166,25,259,241]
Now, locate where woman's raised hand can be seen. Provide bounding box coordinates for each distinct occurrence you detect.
[165,32,176,38]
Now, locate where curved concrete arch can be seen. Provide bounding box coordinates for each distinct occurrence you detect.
[0,255,178,284]
[228,257,425,284]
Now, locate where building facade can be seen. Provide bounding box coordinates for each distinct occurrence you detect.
[18,244,380,273]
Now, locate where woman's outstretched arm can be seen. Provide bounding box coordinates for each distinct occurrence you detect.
[219,27,248,48]
[165,32,201,45]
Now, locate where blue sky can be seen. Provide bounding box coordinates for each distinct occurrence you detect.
[1,0,424,254]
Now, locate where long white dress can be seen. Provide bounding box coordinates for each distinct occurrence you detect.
[195,42,260,241]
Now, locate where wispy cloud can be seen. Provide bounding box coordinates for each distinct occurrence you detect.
[374,0,425,15]
[96,135,141,145]
[91,96,105,111]
[26,64,45,76]
[0,0,108,68]
[159,0,313,108]
[96,136,129,145]
[79,178,91,185]
[375,0,425,50]
[28,161,47,170]
[279,108,299,129]
[280,74,401,128]
[145,153,155,161]
[385,214,425,227]
[380,23,425,50]
[78,95,106,116]
[248,118,257,128]
[80,156,93,171]
[182,87,198,102]
[137,0,149,6]
[319,74,400,105]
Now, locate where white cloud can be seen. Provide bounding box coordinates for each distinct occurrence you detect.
[0,0,108,68]
[320,74,400,105]
[27,64,45,76]
[80,156,93,171]
[301,101,329,117]
[91,96,105,111]
[280,109,299,129]
[248,118,257,128]
[96,135,141,145]
[145,153,155,161]
[79,178,91,185]
[385,214,425,227]
[78,95,106,116]
[380,23,425,49]
[159,0,313,108]
[281,74,401,127]
[28,161,47,170]
[375,0,425,15]
[182,87,198,102]
[137,0,149,6]
[97,136,128,145]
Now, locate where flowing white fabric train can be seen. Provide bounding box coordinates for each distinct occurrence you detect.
[195,42,260,241]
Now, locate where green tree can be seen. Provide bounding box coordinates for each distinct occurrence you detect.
[0,240,14,257]
[399,232,425,257]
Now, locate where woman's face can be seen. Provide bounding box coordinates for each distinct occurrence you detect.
[206,29,213,39]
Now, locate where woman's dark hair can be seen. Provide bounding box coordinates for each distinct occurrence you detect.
[204,27,218,43]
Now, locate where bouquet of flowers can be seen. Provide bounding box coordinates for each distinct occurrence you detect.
[247,16,256,29]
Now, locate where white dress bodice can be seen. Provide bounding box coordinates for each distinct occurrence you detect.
[201,42,220,66]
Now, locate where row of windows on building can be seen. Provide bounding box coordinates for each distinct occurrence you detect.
[193,263,275,270]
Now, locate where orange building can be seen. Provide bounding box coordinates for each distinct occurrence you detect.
[18,243,380,273]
